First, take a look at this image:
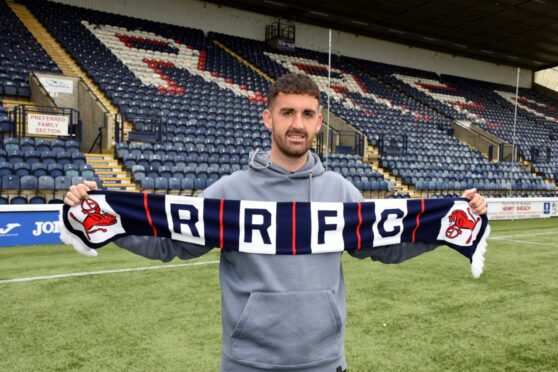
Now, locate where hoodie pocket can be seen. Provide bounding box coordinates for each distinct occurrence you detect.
[230,290,343,368]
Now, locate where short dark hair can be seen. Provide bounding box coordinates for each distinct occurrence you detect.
[267,73,320,108]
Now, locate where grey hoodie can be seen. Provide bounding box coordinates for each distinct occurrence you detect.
[115,151,438,371]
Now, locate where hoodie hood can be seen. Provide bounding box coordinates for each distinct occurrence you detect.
[248,149,325,179]
[248,149,325,202]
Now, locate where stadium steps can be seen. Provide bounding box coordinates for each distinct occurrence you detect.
[212,40,274,82]
[522,159,558,191]
[85,153,137,191]
[364,145,418,198]
[8,2,133,143]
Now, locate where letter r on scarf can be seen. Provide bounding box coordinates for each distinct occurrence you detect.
[170,204,200,237]
[244,208,271,244]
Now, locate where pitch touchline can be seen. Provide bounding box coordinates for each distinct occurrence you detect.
[0,260,220,284]
[1,228,555,284]
[489,230,557,239]
[489,238,557,248]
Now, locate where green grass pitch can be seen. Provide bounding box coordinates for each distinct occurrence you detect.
[0,218,557,371]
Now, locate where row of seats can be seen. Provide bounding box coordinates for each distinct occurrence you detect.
[0,1,59,96]
[0,162,94,178]
[18,0,556,196]
[0,174,94,204]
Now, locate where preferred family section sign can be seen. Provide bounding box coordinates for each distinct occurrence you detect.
[27,113,69,136]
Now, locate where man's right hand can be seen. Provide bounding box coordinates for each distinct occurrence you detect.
[64,180,98,207]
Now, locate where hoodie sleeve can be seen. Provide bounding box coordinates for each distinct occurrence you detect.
[348,242,440,263]
[113,235,212,262]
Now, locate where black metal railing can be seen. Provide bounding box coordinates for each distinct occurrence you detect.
[114,112,167,143]
[379,134,407,156]
[8,104,81,141]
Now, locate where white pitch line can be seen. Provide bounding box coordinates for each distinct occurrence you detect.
[489,238,557,248]
[489,230,557,239]
[0,260,219,284]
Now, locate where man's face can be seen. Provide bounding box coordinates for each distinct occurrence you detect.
[263,92,323,159]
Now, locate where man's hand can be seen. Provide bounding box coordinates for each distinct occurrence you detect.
[461,188,487,215]
[64,180,98,207]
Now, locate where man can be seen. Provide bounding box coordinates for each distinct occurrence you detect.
[66,73,487,371]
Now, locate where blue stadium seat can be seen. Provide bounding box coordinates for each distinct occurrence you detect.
[24,149,40,165]
[0,162,13,177]
[31,163,47,177]
[71,176,84,186]
[7,150,23,164]
[71,153,86,166]
[40,151,56,165]
[154,177,168,194]
[56,151,72,166]
[141,177,155,192]
[10,196,28,205]
[50,140,66,154]
[65,140,80,153]
[29,195,46,204]
[38,175,55,201]
[20,175,38,198]
[35,139,51,153]
[47,163,64,178]
[168,177,181,195]
[181,177,194,196]
[64,164,80,179]
[14,162,31,177]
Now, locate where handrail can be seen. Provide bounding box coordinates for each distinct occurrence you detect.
[88,126,104,153]
[76,75,111,114]
[29,70,57,107]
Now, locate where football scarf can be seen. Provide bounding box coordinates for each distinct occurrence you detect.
[60,191,490,278]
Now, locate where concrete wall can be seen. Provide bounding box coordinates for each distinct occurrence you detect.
[53,0,532,88]
[78,83,110,152]
[33,72,79,108]
[534,68,558,92]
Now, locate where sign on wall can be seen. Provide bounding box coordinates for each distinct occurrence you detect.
[27,113,69,136]
[38,77,74,95]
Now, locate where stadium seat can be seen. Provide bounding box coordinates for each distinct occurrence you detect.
[14,162,31,177]
[1,174,19,200]
[20,175,38,199]
[38,175,55,202]
[54,176,71,200]
[181,177,194,196]
[31,163,47,177]
[141,177,155,193]
[0,162,13,177]
[10,196,27,205]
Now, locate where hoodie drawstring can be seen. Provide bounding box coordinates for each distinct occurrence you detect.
[309,171,313,202]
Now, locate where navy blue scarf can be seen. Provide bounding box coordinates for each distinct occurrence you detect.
[60,191,490,277]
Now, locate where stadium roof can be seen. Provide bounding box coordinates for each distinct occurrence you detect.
[206,0,558,71]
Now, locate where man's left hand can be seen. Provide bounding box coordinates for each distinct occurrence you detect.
[461,188,487,215]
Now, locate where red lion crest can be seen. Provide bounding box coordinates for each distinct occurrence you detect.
[69,198,117,239]
[445,207,480,244]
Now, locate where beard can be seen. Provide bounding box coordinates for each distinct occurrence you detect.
[272,129,315,158]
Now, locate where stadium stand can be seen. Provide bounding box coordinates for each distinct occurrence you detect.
[0,0,59,97]
[212,33,556,196]
[9,0,556,198]
[0,137,94,204]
